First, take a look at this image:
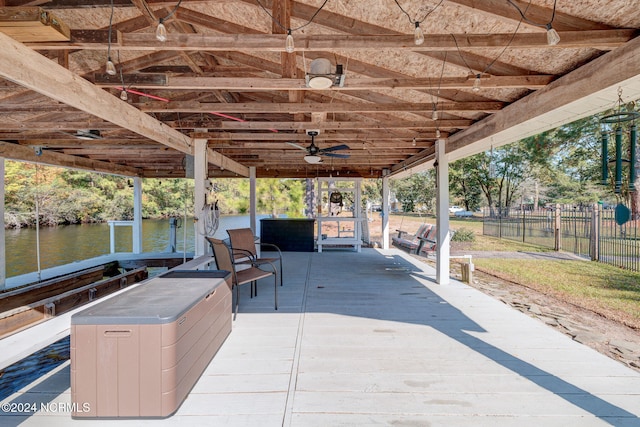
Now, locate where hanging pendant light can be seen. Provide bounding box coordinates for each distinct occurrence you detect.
[545,23,560,46]
[285,29,295,53]
[156,19,167,42]
[120,89,128,101]
[106,58,116,76]
[414,22,424,45]
[473,74,481,92]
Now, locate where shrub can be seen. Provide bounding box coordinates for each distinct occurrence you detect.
[452,227,476,242]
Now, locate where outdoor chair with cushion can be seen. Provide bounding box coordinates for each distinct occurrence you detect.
[227,227,283,287]
[206,237,278,315]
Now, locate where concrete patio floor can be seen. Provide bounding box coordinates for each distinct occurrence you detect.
[2,248,640,426]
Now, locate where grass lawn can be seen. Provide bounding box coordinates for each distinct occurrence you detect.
[385,213,640,329]
[473,258,640,329]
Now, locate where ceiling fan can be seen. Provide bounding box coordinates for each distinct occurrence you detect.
[287,130,350,164]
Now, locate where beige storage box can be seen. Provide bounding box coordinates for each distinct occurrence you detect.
[71,270,231,418]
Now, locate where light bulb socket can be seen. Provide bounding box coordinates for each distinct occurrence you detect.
[106,58,117,76]
[285,29,295,53]
[156,20,167,42]
[414,22,425,46]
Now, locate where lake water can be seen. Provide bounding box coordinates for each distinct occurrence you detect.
[4,215,271,278]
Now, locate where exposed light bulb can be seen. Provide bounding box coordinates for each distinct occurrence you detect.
[120,89,128,101]
[432,108,438,121]
[285,29,295,53]
[156,20,167,42]
[436,129,441,138]
[412,138,416,146]
[546,23,560,46]
[106,58,116,76]
[473,74,481,92]
[414,22,424,46]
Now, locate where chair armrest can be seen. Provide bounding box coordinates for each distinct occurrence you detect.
[395,229,408,238]
[232,248,256,260]
[259,242,283,258]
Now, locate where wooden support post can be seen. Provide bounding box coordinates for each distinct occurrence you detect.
[435,138,450,285]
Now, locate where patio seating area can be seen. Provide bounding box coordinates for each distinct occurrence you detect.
[2,248,640,426]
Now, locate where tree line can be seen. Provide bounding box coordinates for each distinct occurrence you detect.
[2,164,312,229]
[394,115,639,216]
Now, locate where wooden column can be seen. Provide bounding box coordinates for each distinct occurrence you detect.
[435,138,451,285]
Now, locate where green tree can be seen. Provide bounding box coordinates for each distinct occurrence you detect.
[392,172,435,213]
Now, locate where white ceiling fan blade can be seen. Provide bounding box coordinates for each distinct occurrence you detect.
[286,141,307,151]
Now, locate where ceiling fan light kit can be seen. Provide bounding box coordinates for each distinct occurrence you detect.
[304,155,323,164]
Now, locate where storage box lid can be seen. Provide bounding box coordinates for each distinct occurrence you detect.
[71,270,230,325]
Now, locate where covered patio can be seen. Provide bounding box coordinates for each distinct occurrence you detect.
[1,0,640,286]
[3,249,640,426]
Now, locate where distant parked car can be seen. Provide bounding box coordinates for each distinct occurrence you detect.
[455,210,474,217]
[449,205,464,213]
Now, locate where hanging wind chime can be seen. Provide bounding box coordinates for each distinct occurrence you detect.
[600,88,639,225]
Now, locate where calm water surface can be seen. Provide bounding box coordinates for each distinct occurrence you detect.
[5,216,268,278]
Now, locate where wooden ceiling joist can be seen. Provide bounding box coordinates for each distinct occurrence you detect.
[28,30,635,52]
[94,75,553,91]
[139,102,491,115]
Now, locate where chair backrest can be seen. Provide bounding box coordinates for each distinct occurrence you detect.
[423,224,436,240]
[206,237,235,289]
[421,224,433,238]
[227,228,257,260]
[414,224,428,239]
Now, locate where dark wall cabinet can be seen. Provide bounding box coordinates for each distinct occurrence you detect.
[260,218,315,252]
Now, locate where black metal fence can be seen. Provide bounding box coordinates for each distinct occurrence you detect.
[483,205,640,272]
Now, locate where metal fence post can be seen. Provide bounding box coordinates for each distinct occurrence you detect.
[590,203,599,261]
[554,204,561,251]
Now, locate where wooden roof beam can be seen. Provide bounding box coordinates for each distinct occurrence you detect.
[139,101,496,115]
[210,120,464,131]
[0,140,142,176]
[94,74,553,91]
[28,30,635,51]
[0,31,248,177]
